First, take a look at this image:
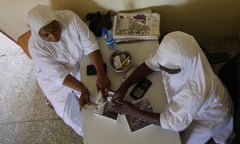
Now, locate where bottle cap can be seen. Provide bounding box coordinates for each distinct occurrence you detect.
[102,27,108,35]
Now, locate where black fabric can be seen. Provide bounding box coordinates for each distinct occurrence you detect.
[86,11,112,37]
[218,52,240,133]
[231,133,240,144]
[158,32,168,44]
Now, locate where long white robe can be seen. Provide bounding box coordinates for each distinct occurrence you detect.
[28,5,99,136]
[145,31,233,144]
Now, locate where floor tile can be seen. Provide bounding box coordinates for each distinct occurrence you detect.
[0,54,58,123]
[0,119,83,144]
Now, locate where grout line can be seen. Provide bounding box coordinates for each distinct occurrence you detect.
[0,118,61,125]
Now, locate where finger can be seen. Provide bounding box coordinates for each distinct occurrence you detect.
[111,97,119,104]
[103,88,108,99]
[112,101,123,107]
[87,101,95,105]
[98,87,106,99]
[97,83,100,91]
[79,101,84,111]
[79,100,85,109]
[80,97,88,108]
[111,95,118,102]
[115,99,124,105]
[113,106,123,115]
[112,105,123,112]
[83,94,91,104]
[111,99,119,106]
[106,82,111,90]
[100,87,105,97]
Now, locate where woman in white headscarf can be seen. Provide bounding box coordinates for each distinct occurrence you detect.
[112,31,233,144]
[27,5,110,137]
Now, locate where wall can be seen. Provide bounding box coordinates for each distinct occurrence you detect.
[0,0,239,42]
[151,0,240,42]
[0,0,50,40]
[51,0,240,42]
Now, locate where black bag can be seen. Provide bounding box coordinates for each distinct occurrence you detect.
[218,52,240,133]
[86,11,112,37]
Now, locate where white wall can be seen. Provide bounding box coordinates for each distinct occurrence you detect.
[0,0,50,40]
[0,0,239,42]
[93,0,187,11]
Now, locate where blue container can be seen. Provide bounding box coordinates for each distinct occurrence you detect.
[102,28,116,50]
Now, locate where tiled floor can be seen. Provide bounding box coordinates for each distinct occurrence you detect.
[0,33,83,144]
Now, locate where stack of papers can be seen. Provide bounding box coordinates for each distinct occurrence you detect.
[112,11,160,43]
[126,97,154,132]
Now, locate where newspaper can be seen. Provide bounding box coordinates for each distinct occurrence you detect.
[113,12,160,42]
[125,97,154,132]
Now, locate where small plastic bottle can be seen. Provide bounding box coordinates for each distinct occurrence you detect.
[102,28,116,50]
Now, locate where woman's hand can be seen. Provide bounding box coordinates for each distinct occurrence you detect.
[115,100,161,125]
[88,50,111,98]
[79,87,92,110]
[96,74,111,98]
[63,74,94,109]
[114,100,138,116]
[111,86,128,106]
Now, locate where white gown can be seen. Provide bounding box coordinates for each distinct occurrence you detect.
[28,5,99,136]
[145,31,233,144]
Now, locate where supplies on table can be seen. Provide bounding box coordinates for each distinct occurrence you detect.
[109,49,133,73]
[112,11,160,43]
[85,90,118,121]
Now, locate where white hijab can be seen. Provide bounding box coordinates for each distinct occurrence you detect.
[156,31,201,70]
[152,32,232,136]
[28,5,58,35]
[154,31,212,93]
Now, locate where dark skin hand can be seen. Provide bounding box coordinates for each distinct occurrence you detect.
[112,62,180,105]
[88,50,111,99]
[63,74,93,110]
[114,100,160,125]
[111,63,153,105]
[111,63,160,126]
[112,62,180,126]
[64,50,110,110]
